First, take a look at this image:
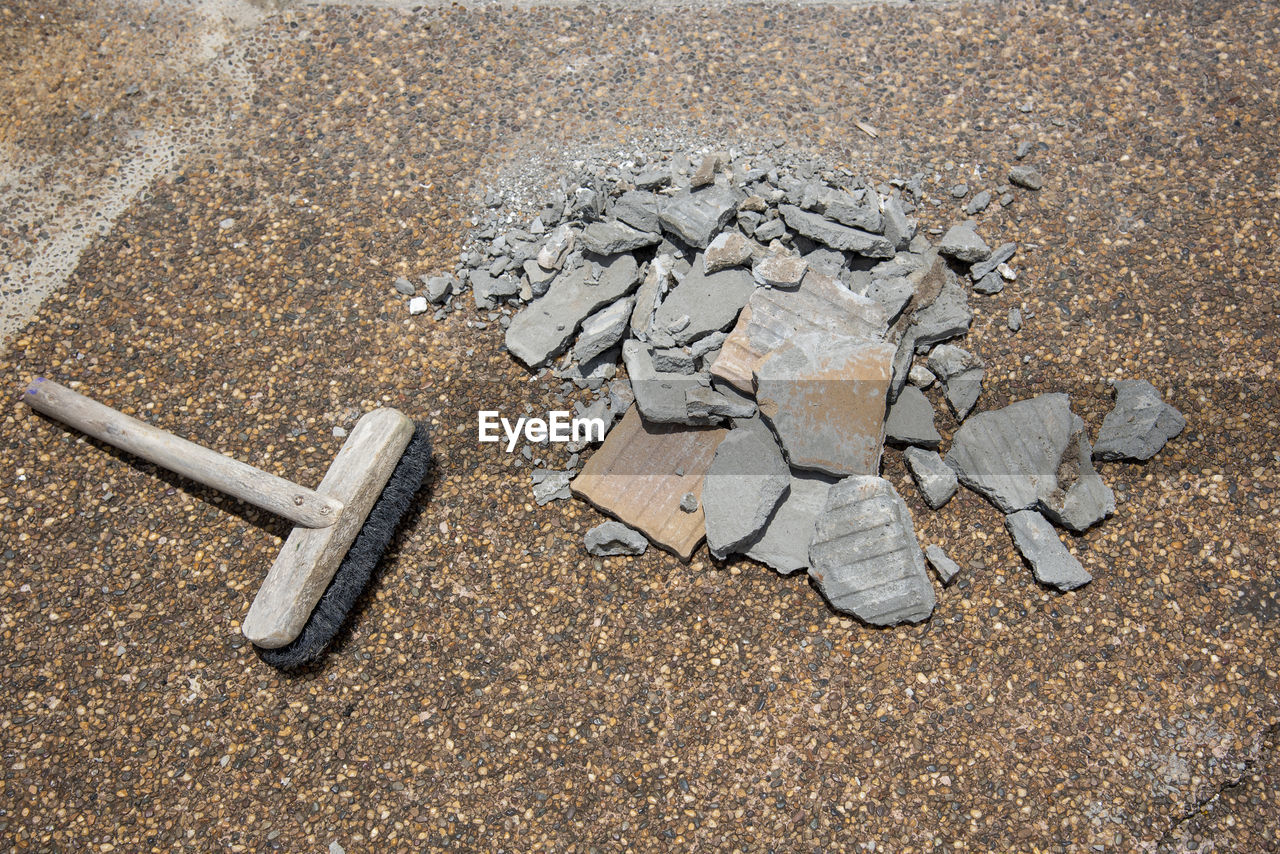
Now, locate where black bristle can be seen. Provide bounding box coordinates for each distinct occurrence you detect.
[255,423,432,670]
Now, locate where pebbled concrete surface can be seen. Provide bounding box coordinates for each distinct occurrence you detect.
[1,0,1277,850]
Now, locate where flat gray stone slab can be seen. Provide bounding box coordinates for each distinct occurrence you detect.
[505,253,640,368]
[581,219,661,255]
[653,254,757,346]
[623,340,718,426]
[1093,379,1186,461]
[924,544,961,586]
[946,394,1114,531]
[1005,509,1091,591]
[658,185,740,248]
[612,190,663,233]
[882,196,915,250]
[904,447,958,509]
[755,332,894,477]
[808,476,936,625]
[584,521,649,556]
[741,471,836,576]
[779,204,894,257]
[884,385,941,449]
[702,418,791,559]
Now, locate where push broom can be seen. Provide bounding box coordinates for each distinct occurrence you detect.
[22,377,432,669]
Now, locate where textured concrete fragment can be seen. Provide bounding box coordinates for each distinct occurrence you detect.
[584,521,648,556]
[889,268,973,402]
[821,188,883,233]
[946,394,1115,531]
[924,545,961,586]
[536,224,575,270]
[702,419,791,559]
[653,254,757,346]
[937,223,991,263]
[581,220,661,255]
[505,253,640,368]
[1093,380,1186,462]
[753,251,807,288]
[1005,510,1091,591]
[571,406,728,560]
[807,476,936,625]
[623,340,718,426]
[573,297,634,364]
[884,385,941,449]
[1008,165,1044,190]
[629,253,674,339]
[882,196,915,250]
[740,472,836,575]
[903,447,958,509]
[612,190,663,233]
[704,231,754,273]
[754,332,894,476]
[927,344,985,420]
[711,272,887,393]
[865,275,914,325]
[685,384,756,421]
[531,469,573,505]
[778,205,894,257]
[658,185,740,248]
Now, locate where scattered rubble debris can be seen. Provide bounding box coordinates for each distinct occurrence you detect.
[417,143,1180,626]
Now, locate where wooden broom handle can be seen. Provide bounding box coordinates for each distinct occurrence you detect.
[23,377,342,529]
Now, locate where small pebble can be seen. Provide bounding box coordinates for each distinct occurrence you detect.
[1008,307,1023,331]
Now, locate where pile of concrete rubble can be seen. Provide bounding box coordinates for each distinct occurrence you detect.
[409,146,1184,626]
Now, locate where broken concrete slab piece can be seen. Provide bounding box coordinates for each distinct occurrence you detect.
[1093,380,1186,462]
[1005,509,1091,591]
[739,471,835,576]
[946,394,1115,531]
[704,231,754,273]
[808,476,936,625]
[581,220,662,255]
[612,190,664,233]
[754,332,894,476]
[584,521,649,556]
[779,204,894,258]
[537,224,576,270]
[882,196,915,251]
[653,254,757,346]
[573,297,634,364]
[623,340,718,426]
[969,242,1017,281]
[924,545,961,586]
[753,251,808,289]
[1008,166,1043,191]
[658,185,740,248]
[884,385,941,449]
[701,419,792,559]
[927,344,985,420]
[937,224,991,264]
[711,272,887,393]
[505,252,640,368]
[904,446,959,509]
[571,405,728,560]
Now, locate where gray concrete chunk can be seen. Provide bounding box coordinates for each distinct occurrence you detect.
[584,521,649,556]
[904,447,959,509]
[927,344,985,420]
[505,252,640,368]
[1005,510,1091,591]
[884,385,941,449]
[658,185,740,248]
[970,242,1017,281]
[753,251,808,289]
[1008,166,1044,191]
[937,224,991,263]
[808,476,936,625]
[882,196,915,251]
[704,231,754,273]
[702,419,791,559]
[581,220,662,255]
[573,297,634,364]
[924,544,961,586]
[754,332,894,477]
[1093,380,1186,462]
[685,384,756,421]
[532,469,573,505]
[740,472,836,575]
[612,190,664,233]
[822,189,883,233]
[653,254,757,346]
[779,205,894,257]
[623,340,719,426]
[946,394,1115,531]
